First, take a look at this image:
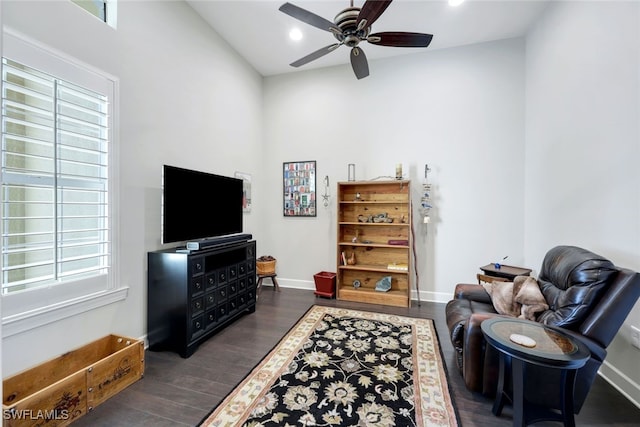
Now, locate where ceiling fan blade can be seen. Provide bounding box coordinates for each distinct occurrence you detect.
[357,0,393,29]
[290,43,341,68]
[368,32,433,47]
[279,2,341,33]
[350,47,369,80]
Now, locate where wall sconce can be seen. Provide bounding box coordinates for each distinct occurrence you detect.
[322,175,330,207]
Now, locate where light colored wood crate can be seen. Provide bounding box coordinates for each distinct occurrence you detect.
[2,334,144,427]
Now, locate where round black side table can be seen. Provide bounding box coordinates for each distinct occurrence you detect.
[481,317,590,427]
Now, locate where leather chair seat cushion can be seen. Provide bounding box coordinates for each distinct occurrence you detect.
[536,246,618,329]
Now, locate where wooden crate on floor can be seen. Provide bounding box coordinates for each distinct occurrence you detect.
[2,334,144,427]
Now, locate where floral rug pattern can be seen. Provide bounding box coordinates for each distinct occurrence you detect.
[200,305,458,427]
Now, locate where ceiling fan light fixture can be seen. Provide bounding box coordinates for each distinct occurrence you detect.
[289,28,303,41]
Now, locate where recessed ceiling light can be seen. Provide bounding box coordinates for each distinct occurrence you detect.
[449,0,464,6]
[289,28,303,41]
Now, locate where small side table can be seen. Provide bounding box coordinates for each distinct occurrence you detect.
[257,274,280,293]
[481,317,590,427]
[480,264,532,281]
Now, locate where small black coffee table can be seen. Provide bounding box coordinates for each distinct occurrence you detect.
[481,317,590,427]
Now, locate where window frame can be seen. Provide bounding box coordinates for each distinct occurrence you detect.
[71,0,118,29]
[1,30,125,337]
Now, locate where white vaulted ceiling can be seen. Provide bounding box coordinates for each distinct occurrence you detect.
[186,0,551,76]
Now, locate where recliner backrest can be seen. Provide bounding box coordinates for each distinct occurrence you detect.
[536,245,618,329]
[578,268,640,348]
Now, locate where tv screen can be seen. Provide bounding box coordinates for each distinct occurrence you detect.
[162,165,243,244]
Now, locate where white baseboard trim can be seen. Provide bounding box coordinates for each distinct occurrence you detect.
[260,279,451,303]
[598,360,640,409]
[271,278,314,290]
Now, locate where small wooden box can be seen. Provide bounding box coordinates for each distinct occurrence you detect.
[2,334,144,427]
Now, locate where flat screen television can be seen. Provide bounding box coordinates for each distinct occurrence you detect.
[162,165,243,244]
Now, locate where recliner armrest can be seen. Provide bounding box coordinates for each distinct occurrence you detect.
[454,283,492,303]
[462,312,504,394]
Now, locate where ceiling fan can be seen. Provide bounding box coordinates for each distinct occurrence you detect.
[279,0,433,79]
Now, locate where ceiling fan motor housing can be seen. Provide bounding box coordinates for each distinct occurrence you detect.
[334,7,370,47]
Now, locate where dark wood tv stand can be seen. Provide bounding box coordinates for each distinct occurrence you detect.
[147,239,256,357]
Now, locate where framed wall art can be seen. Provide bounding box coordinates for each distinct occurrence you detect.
[283,161,316,217]
[234,171,252,213]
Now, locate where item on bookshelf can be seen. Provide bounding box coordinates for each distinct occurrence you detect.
[353,279,361,289]
[373,213,393,223]
[347,252,356,265]
[388,239,409,246]
[358,213,394,223]
[375,275,392,292]
[387,263,409,271]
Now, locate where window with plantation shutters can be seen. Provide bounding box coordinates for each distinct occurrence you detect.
[1,59,110,295]
[0,32,123,336]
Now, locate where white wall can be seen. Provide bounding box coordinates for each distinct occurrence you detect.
[1,0,264,376]
[524,1,640,405]
[263,38,527,301]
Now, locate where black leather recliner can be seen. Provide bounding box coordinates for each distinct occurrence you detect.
[445,245,640,413]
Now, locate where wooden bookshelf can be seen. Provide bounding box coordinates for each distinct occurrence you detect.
[336,180,411,307]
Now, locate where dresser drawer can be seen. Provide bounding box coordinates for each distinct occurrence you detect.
[238,277,247,293]
[238,261,247,277]
[190,276,204,296]
[229,264,237,280]
[217,267,228,285]
[205,309,216,328]
[216,285,228,302]
[190,256,204,276]
[191,315,205,338]
[228,281,238,296]
[205,272,217,290]
[205,292,216,310]
[191,296,204,315]
[217,302,228,320]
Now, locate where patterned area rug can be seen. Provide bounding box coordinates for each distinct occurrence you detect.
[199,305,459,426]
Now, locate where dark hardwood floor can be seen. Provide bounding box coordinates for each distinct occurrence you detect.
[73,288,640,426]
